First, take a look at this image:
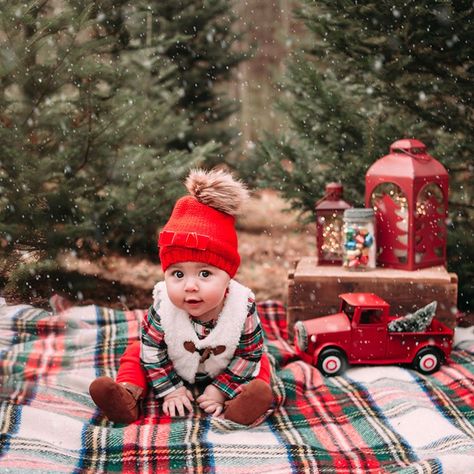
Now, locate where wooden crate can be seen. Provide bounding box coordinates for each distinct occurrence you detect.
[287,257,458,334]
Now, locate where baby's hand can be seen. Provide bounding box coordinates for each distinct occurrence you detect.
[162,386,194,417]
[196,384,227,416]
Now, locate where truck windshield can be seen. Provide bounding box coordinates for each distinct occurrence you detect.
[341,302,355,320]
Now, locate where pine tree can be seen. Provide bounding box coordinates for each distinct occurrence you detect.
[243,0,473,310]
[388,301,437,333]
[0,1,128,266]
[87,0,248,251]
[0,1,214,281]
[131,0,247,163]
[89,2,222,253]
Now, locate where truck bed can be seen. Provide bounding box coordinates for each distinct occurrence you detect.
[384,318,454,363]
[387,316,453,335]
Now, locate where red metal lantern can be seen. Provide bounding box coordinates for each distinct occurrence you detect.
[365,139,449,270]
[315,183,351,265]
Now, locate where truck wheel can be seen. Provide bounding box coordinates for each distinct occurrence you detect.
[413,347,442,374]
[317,348,347,376]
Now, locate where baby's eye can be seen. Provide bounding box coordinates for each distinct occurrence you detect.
[199,270,211,278]
[173,270,184,279]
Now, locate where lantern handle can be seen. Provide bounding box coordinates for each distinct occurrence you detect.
[315,190,332,207]
[391,147,431,162]
[315,183,344,206]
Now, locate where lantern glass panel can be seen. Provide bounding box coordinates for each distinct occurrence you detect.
[370,183,408,264]
[415,183,446,262]
[319,212,344,262]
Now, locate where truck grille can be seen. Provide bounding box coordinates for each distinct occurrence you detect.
[294,321,308,352]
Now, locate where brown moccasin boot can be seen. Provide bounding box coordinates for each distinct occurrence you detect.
[224,379,273,425]
[89,376,142,424]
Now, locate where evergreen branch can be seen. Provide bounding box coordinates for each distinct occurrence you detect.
[21,36,77,128]
[448,201,474,210]
[24,0,49,17]
[24,21,69,54]
[448,166,473,173]
[0,14,16,54]
[21,5,95,127]
[76,85,93,173]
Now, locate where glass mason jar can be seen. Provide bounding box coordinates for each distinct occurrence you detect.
[342,208,376,270]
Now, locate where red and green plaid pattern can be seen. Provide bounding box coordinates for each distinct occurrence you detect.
[0,300,473,473]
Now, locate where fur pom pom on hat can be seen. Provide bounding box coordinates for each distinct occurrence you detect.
[158,169,249,277]
[185,169,248,216]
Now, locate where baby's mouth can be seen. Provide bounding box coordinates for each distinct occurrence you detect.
[185,299,202,305]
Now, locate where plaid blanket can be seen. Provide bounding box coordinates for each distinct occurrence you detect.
[0,299,473,474]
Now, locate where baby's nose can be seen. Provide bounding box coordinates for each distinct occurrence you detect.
[184,278,198,291]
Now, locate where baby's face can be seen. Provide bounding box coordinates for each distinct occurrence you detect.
[164,262,230,322]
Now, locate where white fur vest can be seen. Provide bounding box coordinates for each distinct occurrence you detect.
[150,279,252,384]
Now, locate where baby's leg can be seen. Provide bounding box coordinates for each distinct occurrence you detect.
[224,353,273,425]
[89,340,147,423]
[116,339,148,392]
[255,352,271,384]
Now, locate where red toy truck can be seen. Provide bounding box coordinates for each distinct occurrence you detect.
[294,293,454,376]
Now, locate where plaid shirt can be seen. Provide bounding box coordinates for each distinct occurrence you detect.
[141,294,264,400]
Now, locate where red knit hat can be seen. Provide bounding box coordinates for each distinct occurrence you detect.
[158,169,248,278]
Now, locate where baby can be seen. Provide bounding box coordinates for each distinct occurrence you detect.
[89,169,273,425]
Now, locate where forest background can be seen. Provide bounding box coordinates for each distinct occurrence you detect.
[0,0,472,314]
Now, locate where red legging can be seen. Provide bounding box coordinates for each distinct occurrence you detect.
[116,340,271,395]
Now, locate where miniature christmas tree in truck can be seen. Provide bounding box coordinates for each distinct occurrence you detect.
[387,301,437,333]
